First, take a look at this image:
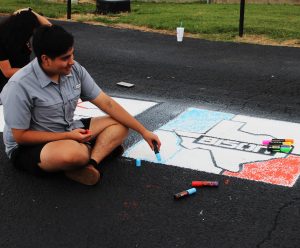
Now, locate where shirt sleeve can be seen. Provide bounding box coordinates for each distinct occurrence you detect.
[73,62,102,101]
[1,81,32,130]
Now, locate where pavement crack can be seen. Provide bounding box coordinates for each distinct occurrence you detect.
[256,197,300,248]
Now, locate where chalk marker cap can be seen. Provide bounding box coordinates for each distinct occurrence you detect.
[187,188,197,195]
[262,140,271,145]
[174,188,197,199]
[280,147,292,153]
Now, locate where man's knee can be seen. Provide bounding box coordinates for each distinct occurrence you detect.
[41,141,90,168]
[116,123,129,137]
[62,147,90,166]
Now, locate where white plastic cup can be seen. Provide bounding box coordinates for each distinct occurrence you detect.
[176,27,184,42]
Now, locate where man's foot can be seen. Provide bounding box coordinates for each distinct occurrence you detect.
[64,165,100,186]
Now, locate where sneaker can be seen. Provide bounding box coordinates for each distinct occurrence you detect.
[64,165,100,186]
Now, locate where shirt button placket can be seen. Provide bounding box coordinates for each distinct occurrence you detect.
[60,79,72,130]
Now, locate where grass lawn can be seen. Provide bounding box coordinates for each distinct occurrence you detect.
[0,0,299,46]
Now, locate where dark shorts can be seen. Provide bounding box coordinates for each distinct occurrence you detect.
[10,118,92,176]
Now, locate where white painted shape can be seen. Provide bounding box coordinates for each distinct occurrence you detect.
[74,97,157,120]
[167,148,222,174]
[208,146,283,172]
[174,130,201,139]
[207,120,267,145]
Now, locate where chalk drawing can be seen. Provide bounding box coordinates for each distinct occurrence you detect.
[125,108,300,187]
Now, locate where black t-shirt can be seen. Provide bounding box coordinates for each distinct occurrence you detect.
[0,40,31,91]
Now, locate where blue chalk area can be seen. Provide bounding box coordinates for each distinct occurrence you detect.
[160,108,234,133]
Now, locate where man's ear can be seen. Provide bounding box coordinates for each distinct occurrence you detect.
[41,54,51,67]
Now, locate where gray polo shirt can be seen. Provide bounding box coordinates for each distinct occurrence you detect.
[1,58,102,158]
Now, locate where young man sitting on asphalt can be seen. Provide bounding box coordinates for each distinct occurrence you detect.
[1,25,161,186]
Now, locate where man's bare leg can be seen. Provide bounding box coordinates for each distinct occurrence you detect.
[40,140,90,171]
[65,117,128,185]
[89,116,129,164]
[39,140,100,185]
[39,116,128,185]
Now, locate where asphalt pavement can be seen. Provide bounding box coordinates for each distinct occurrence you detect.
[0,18,300,248]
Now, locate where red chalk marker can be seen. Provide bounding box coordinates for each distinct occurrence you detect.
[192,181,219,187]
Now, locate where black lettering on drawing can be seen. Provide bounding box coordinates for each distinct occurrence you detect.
[236,143,249,150]
[196,136,217,145]
[215,139,238,149]
[193,135,275,156]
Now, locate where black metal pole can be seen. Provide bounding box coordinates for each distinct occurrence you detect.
[67,0,71,20]
[239,0,245,37]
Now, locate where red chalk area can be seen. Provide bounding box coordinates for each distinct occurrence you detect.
[223,155,300,187]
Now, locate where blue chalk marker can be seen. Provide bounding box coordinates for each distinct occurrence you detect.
[152,140,161,162]
[174,188,197,199]
[136,159,141,167]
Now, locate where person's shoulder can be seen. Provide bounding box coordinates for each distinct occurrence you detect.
[73,60,81,66]
[9,62,35,86]
[72,60,83,71]
[71,60,89,76]
[2,64,34,101]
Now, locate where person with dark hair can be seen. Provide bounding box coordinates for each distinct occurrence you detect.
[0,8,51,92]
[1,25,161,186]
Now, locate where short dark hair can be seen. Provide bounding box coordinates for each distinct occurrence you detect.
[32,25,74,64]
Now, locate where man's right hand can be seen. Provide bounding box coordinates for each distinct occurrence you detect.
[11,128,93,145]
[68,129,92,143]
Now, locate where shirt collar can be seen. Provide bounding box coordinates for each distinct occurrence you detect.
[32,58,73,88]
